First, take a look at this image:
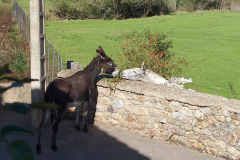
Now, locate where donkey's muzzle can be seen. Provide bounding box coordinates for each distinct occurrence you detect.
[112,68,119,77]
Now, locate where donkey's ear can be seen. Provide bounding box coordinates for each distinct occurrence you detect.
[98,46,107,56]
[98,46,105,54]
[96,50,105,59]
[141,60,146,73]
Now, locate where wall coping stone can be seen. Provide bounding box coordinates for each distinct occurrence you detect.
[97,80,240,113]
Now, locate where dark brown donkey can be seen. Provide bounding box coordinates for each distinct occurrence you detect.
[36,46,119,155]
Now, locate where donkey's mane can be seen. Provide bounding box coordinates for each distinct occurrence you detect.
[83,56,100,72]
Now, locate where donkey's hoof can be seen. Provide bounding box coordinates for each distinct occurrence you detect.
[36,145,41,155]
[51,145,58,152]
[83,126,89,133]
[36,150,41,155]
[36,149,41,155]
[75,125,81,131]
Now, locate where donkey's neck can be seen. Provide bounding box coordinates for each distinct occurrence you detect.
[83,56,102,80]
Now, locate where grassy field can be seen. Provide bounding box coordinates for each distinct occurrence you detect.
[17,0,240,99]
[18,0,52,11]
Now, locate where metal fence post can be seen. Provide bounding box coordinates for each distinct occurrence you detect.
[52,44,55,81]
[13,1,16,20]
[61,59,63,71]
[58,52,60,73]
[47,40,50,84]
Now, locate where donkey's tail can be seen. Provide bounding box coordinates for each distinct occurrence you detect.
[44,85,56,124]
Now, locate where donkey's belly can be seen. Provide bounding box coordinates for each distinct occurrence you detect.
[67,102,82,107]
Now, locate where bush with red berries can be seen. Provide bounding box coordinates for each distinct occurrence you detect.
[116,30,188,79]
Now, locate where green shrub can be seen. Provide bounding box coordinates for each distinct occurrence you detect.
[230,1,240,12]
[115,30,188,78]
[49,0,173,20]
[50,0,79,19]
[177,0,240,11]
[1,0,12,3]
[49,0,240,19]
[9,50,28,73]
[117,0,170,18]
[0,0,13,14]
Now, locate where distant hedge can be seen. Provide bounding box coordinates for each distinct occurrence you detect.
[49,0,240,20]
[177,0,240,12]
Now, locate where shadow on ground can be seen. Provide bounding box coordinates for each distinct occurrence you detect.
[0,76,223,160]
[0,108,149,160]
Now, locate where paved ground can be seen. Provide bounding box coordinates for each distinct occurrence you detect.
[0,108,223,160]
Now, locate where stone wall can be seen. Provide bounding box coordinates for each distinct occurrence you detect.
[95,80,240,160]
[0,83,31,106]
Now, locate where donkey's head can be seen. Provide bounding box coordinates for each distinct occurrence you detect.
[120,61,146,80]
[96,46,119,77]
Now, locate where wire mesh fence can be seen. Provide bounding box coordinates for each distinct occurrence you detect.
[45,39,64,84]
[13,1,63,85]
[13,1,30,43]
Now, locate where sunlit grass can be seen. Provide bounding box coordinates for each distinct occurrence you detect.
[45,11,240,99]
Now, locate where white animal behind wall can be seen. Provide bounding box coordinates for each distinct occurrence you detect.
[120,61,193,89]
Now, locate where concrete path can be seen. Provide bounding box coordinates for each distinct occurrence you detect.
[0,108,222,160]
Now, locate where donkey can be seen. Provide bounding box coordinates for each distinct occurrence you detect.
[120,61,168,84]
[36,46,119,155]
[120,61,192,88]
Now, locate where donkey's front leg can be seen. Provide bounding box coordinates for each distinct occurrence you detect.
[82,100,89,133]
[74,106,81,131]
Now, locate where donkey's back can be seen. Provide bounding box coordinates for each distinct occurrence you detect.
[44,71,91,106]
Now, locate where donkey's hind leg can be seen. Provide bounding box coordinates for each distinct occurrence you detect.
[74,106,81,131]
[51,108,64,152]
[82,100,89,133]
[36,109,51,155]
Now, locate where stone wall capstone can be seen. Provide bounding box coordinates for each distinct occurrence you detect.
[95,80,240,160]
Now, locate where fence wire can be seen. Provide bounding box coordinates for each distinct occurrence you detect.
[13,1,30,43]
[13,1,63,85]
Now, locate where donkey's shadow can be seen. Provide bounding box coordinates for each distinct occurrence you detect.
[88,74,114,124]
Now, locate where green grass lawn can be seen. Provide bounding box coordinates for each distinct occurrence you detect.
[16,0,240,99]
[18,0,52,10]
[45,11,240,99]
